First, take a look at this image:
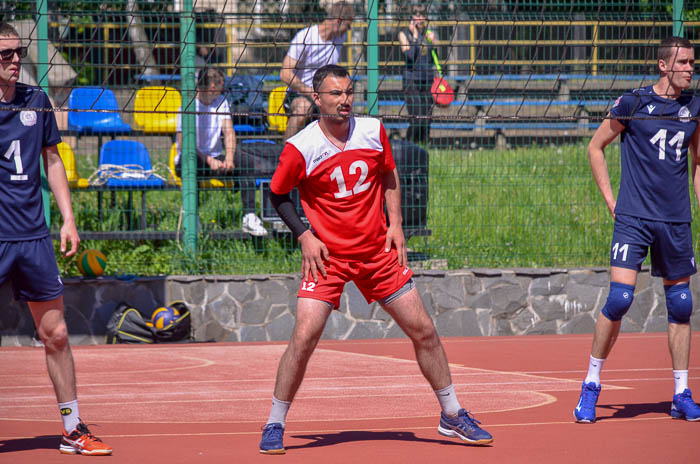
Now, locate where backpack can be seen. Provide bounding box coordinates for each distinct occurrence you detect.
[391,140,429,228]
[105,303,154,344]
[105,301,192,344]
[224,75,268,132]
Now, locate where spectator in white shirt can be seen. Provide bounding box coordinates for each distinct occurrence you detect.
[280,2,355,139]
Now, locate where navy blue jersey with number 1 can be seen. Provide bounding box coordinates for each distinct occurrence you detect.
[0,83,61,240]
[610,85,700,223]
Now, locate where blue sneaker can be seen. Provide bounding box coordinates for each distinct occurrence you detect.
[574,381,601,423]
[438,409,493,444]
[671,389,700,421]
[259,422,285,455]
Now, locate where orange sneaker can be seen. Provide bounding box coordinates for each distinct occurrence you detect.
[60,421,112,456]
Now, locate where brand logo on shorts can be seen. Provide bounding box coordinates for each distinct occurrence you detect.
[20,110,37,126]
[623,292,630,299]
[402,267,409,275]
[679,106,691,123]
[692,257,695,268]
[681,293,687,300]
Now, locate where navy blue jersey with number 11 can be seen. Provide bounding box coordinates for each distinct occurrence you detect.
[0,83,61,241]
[610,85,700,223]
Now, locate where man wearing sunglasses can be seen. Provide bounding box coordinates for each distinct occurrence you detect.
[0,22,112,456]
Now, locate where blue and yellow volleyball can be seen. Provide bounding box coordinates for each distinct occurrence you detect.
[151,306,180,330]
[77,249,107,277]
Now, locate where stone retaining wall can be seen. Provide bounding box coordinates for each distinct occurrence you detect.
[3,268,699,346]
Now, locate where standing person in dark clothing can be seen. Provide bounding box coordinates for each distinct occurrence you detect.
[0,21,112,456]
[398,5,435,144]
[573,36,700,423]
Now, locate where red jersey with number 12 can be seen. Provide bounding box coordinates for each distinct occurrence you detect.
[270,117,396,259]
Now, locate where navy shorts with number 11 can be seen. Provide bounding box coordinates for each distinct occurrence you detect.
[610,214,696,281]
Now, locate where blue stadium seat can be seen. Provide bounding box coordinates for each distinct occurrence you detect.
[68,87,132,133]
[98,140,163,188]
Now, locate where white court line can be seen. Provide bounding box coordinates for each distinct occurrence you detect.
[0,370,576,389]
[0,379,588,403]
[4,366,696,390]
[0,392,558,423]
[522,367,700,374]
[317,333,677,345]
[0,415,674,440]
[0,390,557,407]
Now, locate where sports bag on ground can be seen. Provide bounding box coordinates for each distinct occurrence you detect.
[105,303,155,344]
[105,301,192,344]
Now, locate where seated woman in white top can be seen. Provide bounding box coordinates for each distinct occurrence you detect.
[176,68,267,236]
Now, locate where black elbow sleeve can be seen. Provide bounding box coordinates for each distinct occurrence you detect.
[268,190,308,239]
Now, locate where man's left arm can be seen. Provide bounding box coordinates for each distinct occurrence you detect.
[43,145,79,257]
[382,168,407,266]
[222,118,236,171]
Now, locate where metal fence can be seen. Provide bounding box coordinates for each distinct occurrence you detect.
[2,0,699,275]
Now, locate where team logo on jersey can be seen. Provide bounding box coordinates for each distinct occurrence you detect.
[646,104,656,114]
[613,96,622,108]
[678,106,691,123]
[20,110,37,126]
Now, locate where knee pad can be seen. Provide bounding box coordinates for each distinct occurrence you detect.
[665,283,693,324]
[601,282,635,321]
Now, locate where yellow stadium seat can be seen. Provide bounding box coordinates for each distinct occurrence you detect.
[168,143,181,186]
[133,86,181,133]
[267,86,288,134]
[57,142,79,185]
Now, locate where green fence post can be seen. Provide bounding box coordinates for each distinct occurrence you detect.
[180,0,198,253]
[37,0,50,227]
[673,0,685,37]
[367,0,378,116]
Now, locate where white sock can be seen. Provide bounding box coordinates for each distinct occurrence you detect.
[673,370,689,395]
[266,396,291,427]
[58,399,80,433]
[584,355,606,386]
[434,384,462,417]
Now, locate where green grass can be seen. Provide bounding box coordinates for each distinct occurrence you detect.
[420,143,621,268]
[52,142,662,276]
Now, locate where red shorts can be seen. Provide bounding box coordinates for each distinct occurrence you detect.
[298,248,413,309]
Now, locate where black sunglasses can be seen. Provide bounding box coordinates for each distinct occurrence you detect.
[0,46,28,60]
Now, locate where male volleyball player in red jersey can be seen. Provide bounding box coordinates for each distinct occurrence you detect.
[0,22,112,455]
[258,64,493,454]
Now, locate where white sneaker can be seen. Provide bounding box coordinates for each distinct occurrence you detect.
[242,213,268,237]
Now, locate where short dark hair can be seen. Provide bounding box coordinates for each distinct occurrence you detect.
[312,64,350,92]
[658,36,693,62]
[412,5,428,17]
[326,2,355,21]
[0,22,20,38]
[197,67,225,90]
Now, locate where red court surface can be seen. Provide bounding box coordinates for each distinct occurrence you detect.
[1,333,699,463]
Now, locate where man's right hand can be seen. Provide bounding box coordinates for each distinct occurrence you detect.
[206,156,225,171]
[298,230,329,283]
